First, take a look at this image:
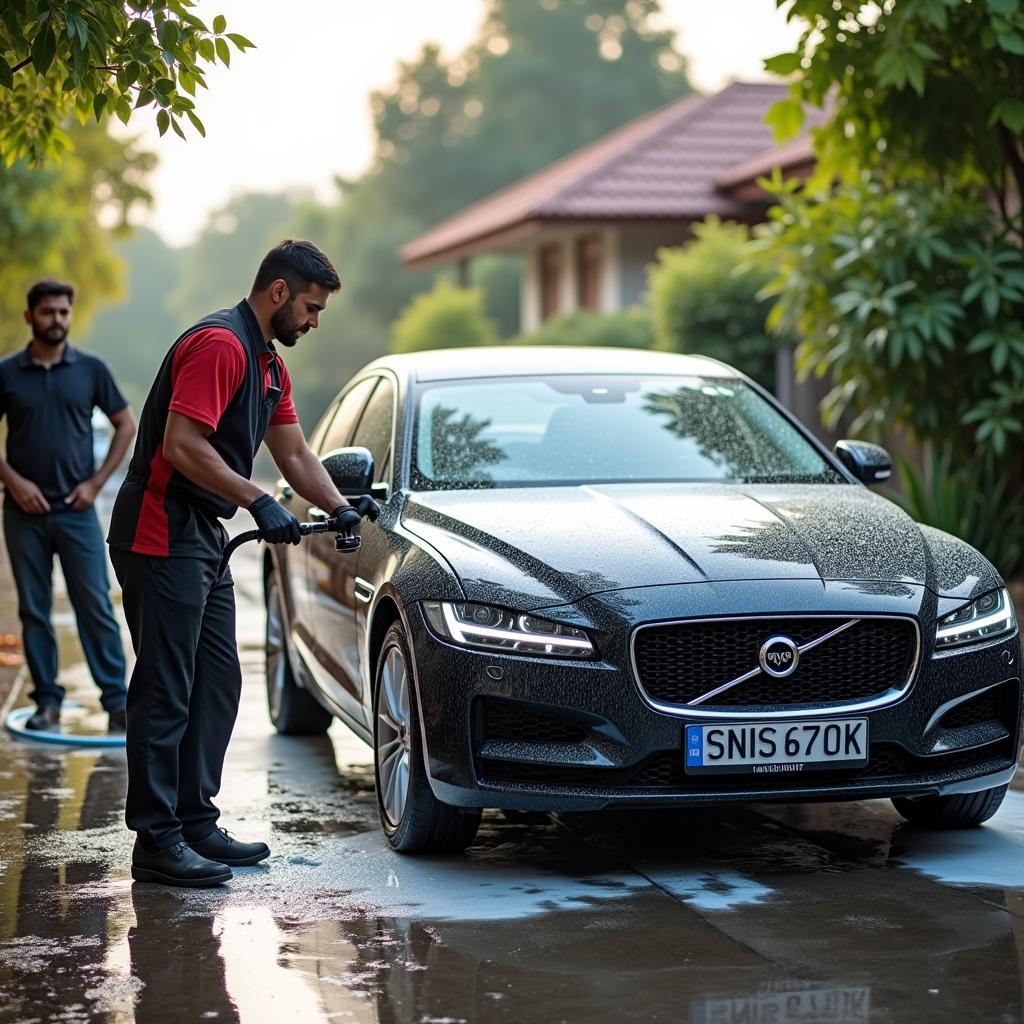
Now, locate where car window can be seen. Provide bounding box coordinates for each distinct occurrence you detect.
[318,378,378,456]
[352,377,395,484]
[412,375,842,489]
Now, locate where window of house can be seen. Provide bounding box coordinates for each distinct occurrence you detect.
[576,235,604,312]
[539,244,563,321]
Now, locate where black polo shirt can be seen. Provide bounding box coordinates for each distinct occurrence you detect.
[0,342,128,509]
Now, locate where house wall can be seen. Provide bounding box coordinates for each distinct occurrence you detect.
[617,224,694,308]
[520,223,692,330]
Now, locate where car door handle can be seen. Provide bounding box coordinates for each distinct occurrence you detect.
[309,506,328,522]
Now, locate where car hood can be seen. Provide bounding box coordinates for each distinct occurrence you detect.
[400,483,999,610]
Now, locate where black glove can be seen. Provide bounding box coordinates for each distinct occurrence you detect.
[248,494,302,545]
[331,494,380,530]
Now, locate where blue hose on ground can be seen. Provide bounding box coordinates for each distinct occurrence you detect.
[4,704,126,748]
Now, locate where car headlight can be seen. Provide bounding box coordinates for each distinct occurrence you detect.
[935,587,1017,650]
[422,601,595,658]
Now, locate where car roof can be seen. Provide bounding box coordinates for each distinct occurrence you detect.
[359,346,741,383]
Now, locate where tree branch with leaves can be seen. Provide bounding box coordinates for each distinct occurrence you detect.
[0,0,254,164]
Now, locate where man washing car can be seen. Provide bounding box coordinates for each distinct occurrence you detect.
[107,240,376,887]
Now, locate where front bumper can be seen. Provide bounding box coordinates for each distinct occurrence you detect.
[406,595,1023,812]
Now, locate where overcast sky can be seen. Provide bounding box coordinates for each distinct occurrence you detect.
[122,0,802,247]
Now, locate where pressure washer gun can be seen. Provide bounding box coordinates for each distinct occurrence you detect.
[219,502,376,576]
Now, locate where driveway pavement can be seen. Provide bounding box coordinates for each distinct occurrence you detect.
[0,520,1022,1023]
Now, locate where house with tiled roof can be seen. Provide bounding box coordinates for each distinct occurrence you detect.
[401,81,821,337]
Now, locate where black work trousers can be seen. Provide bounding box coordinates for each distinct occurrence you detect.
[110,548,241,852]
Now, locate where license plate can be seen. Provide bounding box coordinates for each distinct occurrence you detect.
[684,718,868,774]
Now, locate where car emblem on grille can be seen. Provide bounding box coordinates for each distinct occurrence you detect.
[759,636,799,678]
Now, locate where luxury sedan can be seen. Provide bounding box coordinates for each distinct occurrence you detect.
[264,347,1022,853]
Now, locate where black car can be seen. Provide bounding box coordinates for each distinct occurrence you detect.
[264,347,1022,853]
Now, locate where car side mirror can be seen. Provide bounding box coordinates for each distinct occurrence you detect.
[833,440,892,485]
[321,447,377,496]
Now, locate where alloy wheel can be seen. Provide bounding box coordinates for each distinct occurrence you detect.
[376,644,412,827]
[265,583,286,722]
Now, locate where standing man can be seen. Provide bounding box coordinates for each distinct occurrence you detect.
[0,280,136,733]
[107,240,370,888]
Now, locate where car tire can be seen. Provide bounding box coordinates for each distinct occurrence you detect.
[265,575,332,736]
[373,621,481,853]
[892,784,1009,828]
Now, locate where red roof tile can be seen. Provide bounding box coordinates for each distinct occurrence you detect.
[401,82,816,268]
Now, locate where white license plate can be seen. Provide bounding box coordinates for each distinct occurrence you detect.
[685,719,868,774]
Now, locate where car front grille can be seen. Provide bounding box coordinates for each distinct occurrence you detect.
[632,616,917,710]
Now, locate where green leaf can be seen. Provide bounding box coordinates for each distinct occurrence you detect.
[198,37,214,61]
[997,30,1024,54]
[157,108,170,136]
[31,25,57,75]
[215,36,230,66]
[764,98,804,141]
[763,51,802,76]
[186,108,206,136]
[72,14,89,46]
[226,32,255,50]
[171,116,186,139]
[0,54,12,89]
[115,96,132,125]
[989,98,1024,133]
[93,92,106,122]
[158,19,179,50]
[154,77,175,96]
[135,88,154,108]
[213,13,227,33]
[988,0,1020,14]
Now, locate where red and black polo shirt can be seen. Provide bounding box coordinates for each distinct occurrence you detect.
[107,300,297,558]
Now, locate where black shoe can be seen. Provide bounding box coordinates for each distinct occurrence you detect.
[107,708,127,733]
[131,840,233,887]
[188,827,270,866]
[25,704,60,731]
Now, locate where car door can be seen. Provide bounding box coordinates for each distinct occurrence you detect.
[278,397,338,641]
[311,375,396,716]
[300,376,378,717]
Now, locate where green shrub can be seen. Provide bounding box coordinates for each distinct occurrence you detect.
[391,280,498,354]
[888,447,1024,579]
[647,217,779,388]
[513,309,653,349]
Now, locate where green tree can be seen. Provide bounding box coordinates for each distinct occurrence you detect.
[0,1,253,164]
[392,280,497,354]
[78,226,184,408]
[0,121,154,353]
[647,218,778,389]
[760,0,1024,574]
[296,0,691,402]
[765,0,1024,237]
[168,192,303,322]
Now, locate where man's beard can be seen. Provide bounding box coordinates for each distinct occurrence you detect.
[35,325,67,346]
[270,304,308,348]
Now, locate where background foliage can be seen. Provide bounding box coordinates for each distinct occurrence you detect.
[514,309,654,350]
[0,0,251,163]
[392,281,497,354]
[762,0,1024,575]
[647,218,778,389]
[1,122,153,352]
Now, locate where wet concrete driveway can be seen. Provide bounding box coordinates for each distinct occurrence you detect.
[1,540,1023,1023]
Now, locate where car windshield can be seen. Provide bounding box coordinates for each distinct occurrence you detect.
[412,375,842,490]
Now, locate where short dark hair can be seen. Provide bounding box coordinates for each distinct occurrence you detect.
[27,279,74,311]
[252,240,341,296]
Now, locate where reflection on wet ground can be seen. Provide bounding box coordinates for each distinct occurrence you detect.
[1,545,1022,1023]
